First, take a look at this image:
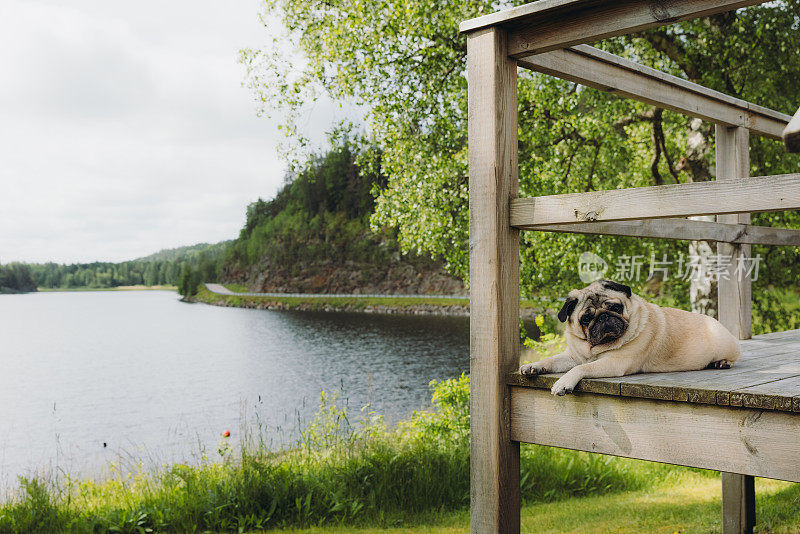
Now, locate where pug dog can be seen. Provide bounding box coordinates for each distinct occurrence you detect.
[519,280,741,396]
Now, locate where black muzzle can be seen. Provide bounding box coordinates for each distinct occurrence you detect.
[588,311,628,346]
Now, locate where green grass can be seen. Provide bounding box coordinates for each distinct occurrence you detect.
[221,283,249,293]
[193,285,554,312]
[272,475,800,534]
[195,284,471,310]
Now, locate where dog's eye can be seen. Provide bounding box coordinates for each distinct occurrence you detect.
[579,313,592,326]
[608,303,623,313]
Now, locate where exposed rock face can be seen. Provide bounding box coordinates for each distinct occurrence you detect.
[223,259,467,296]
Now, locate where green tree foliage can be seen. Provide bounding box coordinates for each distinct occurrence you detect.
[224,139,398,274]
[0,263,37,293]
[177,265,201,297]
[243,0,800,302]
[23,242,229,290]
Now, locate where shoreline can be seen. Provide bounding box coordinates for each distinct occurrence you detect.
[37,285,177,293]
[189,284,546,317]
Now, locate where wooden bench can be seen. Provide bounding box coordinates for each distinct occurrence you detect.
[461,1,800,533]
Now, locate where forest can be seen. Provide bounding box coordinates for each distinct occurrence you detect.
[224,140,387,273]
[0,242,228,293]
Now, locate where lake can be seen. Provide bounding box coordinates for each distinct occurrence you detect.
[0,290,469,487]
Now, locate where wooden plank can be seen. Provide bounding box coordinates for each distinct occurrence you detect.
[460,0,595,33]
[510,346,800,408]
[733,375,800,412]
[696,364,800,406]
[785,107,800,152]
[509,173,800,226]
[506,0,767,57]
[466,26,520,534]
[745,328,800,342]
[509,386,800,483]
[717,126,753,341]
[508,371,622,396]
[518,46,789,139]
[460,1,767,55]
[529,218,800,246]
[561,352,798,405]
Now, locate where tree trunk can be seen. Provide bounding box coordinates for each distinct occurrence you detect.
[688,220,717,317]
[683,118,717,316]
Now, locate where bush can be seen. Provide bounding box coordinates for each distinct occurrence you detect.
[176,266,201,298]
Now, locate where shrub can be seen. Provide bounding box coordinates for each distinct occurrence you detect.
[176,266,200,298]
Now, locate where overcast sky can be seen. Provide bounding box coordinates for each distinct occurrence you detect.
[0,0,346,264]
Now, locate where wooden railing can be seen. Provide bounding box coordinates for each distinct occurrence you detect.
[462,1,799,533]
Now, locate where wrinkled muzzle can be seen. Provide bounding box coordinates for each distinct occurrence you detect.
[588,312,628,346]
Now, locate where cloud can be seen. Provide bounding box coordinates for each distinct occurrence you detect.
[0,0,352,264]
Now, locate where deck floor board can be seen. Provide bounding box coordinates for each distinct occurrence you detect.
[510,329,800,411]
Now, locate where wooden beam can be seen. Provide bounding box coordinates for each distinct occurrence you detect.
[467,27,521,534]
[509,386,800,483]
[784,107,800,152]
[518,45,790,140]
[510,174,800,226]
[458,0,765,40]
[460,1,768,56]
[716,125,755,534]
[460,0,600,33]
[527,218,800,246]
[717,126,752,340]
[507,0,767,57]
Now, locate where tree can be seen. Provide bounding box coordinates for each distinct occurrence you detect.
[143,262,159,287]
[177,265,200,298]
[244,0,800,309]
[0,263,37,292]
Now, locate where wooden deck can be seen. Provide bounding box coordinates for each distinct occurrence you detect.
[510,329,800,412]
[505,329,800,485]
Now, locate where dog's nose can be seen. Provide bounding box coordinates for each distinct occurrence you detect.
[589,312,627,344]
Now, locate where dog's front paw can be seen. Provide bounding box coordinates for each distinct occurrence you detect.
[550,376,576,396]
[519,362,547,376]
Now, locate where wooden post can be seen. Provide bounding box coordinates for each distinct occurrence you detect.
[467,26,521,534]
[716,125,755,534]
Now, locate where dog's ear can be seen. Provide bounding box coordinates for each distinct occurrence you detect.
[602,280,632,298]
[557,297,579,323]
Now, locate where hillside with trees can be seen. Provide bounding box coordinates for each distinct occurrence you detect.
[218,139,465,296]
[2,242,230,292]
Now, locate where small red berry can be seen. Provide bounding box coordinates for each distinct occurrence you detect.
[222,430,231,438]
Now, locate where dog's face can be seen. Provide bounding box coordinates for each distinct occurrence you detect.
[558,280,632,346]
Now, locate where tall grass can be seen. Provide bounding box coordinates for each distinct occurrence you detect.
[0,376,680,533]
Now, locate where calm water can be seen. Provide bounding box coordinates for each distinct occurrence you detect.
[0,291,469,486]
